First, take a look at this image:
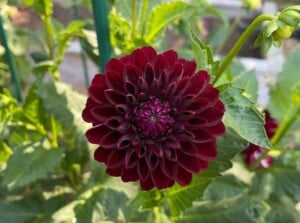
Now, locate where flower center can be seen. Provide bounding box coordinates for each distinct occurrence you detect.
[135,98,174,138]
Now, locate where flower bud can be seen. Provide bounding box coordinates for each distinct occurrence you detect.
[243,0,262,10]
[272,21,296,41]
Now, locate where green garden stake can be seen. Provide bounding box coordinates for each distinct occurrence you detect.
[0,15,22,102]
[91,0,111,73]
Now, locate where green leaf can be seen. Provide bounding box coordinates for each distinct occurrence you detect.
[177,195,269,223]
[38,81,88,132]
[210,128,248,172]
[22,0,53,17]
[3,146,64,190]
[204,175,247,201]
[0,200,37,223]
[269,48,300,120]
[233,69,258,102]
[190,28,219,74]
[219,84,271,149]
[0,141,12,163]
[165,174,217,219]
[146,1,195,42]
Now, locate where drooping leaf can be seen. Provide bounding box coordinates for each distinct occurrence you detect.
[177,195,269,223]
[233,69,258,102]
[146,1,195,42]
[3,146,64,190]
[219,84,271,149]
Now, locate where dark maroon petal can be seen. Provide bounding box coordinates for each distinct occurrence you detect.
[104,89,126,105]
[121,167,139,182]
[199,107,224,124]
[140,175,155,191]
[140,46,157,60]
[137,158,150,181]
[106,166,122,176]
[162,50,178,67]
[205,122,226,136]
[117,135,131,150]
[123,64,142,84]
[85,124,109,144]
[177,151,201,173]
[182,61,196,77]
[160,159,178,180]
[91,105,117,122]
[107,150,125,168]
[191,129,213,143]
[132,48,149,68]
[94,147,111,163]
[176,166,193,186]
[124,149,138,169]
[145,152,159,170]
[88,82,107,104]
[169,63,183,83]
[99,130,119,148]
[194,140,217,161]
[106,70,124,91]
[106,58,124,74]
[124,81,137,95]
[151,166,174,189]
[185,72,209,95]
[144,63,155,85]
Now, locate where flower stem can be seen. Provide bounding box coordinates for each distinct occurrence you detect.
[140,0,149,37]
[271,106,300,146]
[131,0,137,39]
[212,14,275,85]
[50,115,58,148]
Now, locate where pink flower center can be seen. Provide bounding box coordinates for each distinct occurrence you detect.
[135,98,174,138]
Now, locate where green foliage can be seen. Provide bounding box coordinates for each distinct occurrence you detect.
[3,146,64,190]
[219,84,271,149]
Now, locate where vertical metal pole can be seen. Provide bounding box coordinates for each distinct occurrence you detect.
[91,0,111,73]
[0,15,22,102]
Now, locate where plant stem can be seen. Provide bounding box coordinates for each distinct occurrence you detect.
[91,0,111,72]
[50,115,58,148]
[43,16,54,61]
[212,14,275,85]
[153,207,161,223]
[140,0,149,37]
[131,0,137,39]
[0,15,23,102]
[271,106,300,146]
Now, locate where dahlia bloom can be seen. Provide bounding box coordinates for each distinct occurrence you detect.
[243,110,278,168]
[82,46,225,190]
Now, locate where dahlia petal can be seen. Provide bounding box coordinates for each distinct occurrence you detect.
[106,166,122,176]
[124,81,137,95]
[85,124,110,144]
[200,85,219,101]
[117,135,131,150]
[121,167,139,182]
[106,70,124,91]
[177,151,201,173]
[104,89,126,105]
[91,74,105,85]
[145,152,159,170]
[104,116,124,130]
[91,105,117,122]
[133,48,148,68]
[169,63,183,83]
[107,150,125,168]
[138,77,150,93]
[144,63,155,85]
[182,61,196,77]
[124,149,138,169]
[205,122,226,136]
[140,175,155,191]
[126,94,137,105]
[200,107,224,124]
[187,117,206,128]
[163,148,178,161]
[82,106,95,123]
[165,136,181,149]
[162,50,178,67]
[151,166,174,189]
[135,146,146,158]
[140,46,157,61]
[194,140,217,161]
[88,84,107,104]
[160,159,178,180]
[94,147,111,163]
[115,104,130,115]
[192,129,213,143]
[106,58,124,74]
[175,76,189,96]
[176,166,192,186]
[154,55,167,78]
[99,131,119,149]
[123,64,142,84]
[185,72,209,95]
[137,158,150,181]
[166,82,177,98]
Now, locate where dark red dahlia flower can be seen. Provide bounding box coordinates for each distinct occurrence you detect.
[82,46,225,190]
[243,110,278,168]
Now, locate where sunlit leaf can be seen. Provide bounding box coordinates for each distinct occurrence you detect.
[3,146,64,190]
